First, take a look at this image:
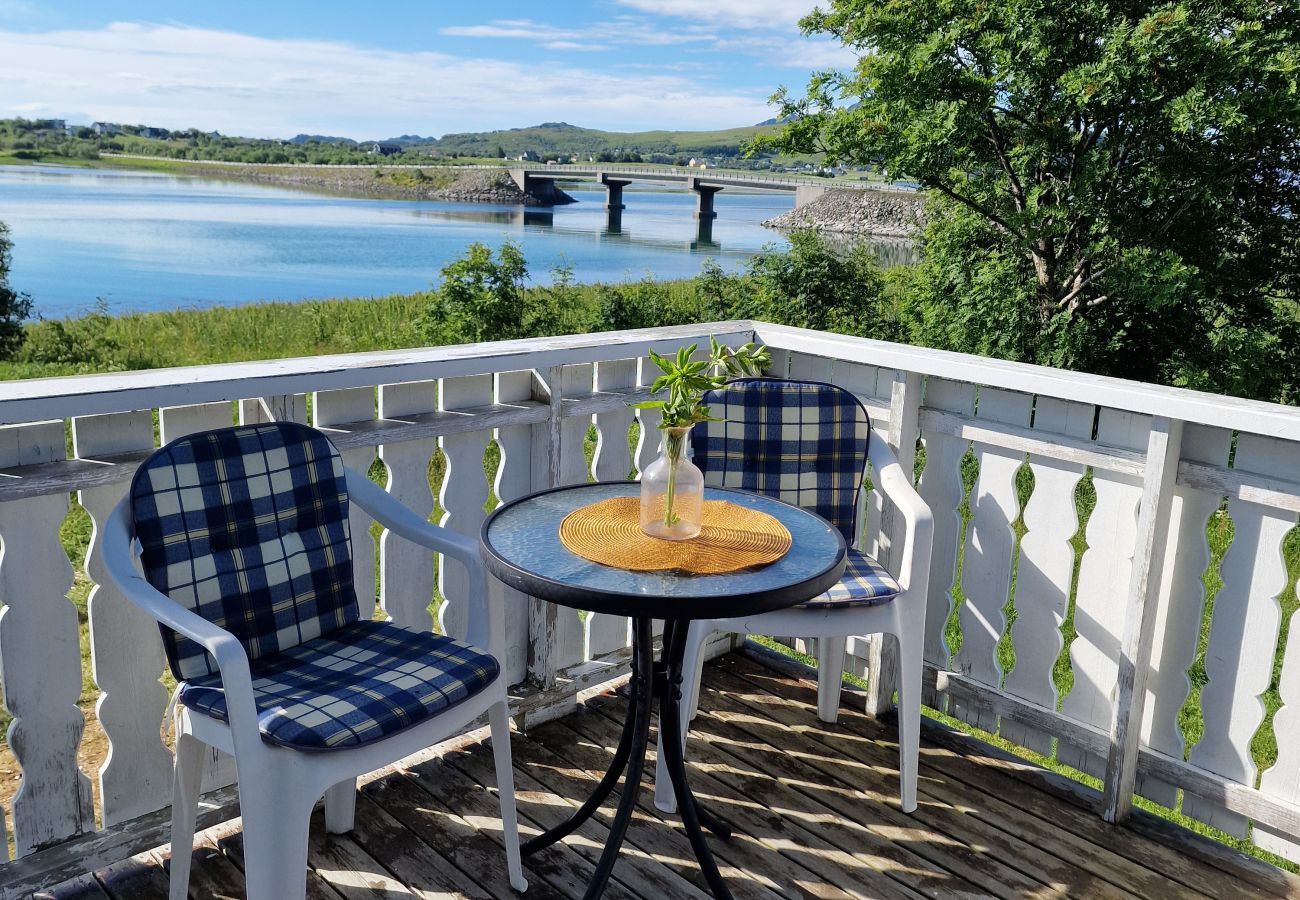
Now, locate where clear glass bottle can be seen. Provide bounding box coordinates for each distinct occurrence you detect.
[639,425,704,540]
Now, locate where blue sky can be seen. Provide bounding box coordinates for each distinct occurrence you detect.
[0,1,852,138]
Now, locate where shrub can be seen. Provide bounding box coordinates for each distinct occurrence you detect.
[0,221,32,360]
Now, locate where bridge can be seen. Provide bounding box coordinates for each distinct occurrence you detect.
[508,164,844,220]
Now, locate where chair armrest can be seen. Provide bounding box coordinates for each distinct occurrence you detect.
[866,437,934,594]
[100,498,263,751]
[344,469,496,654]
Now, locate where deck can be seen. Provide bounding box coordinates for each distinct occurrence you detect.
[37,651,1298,900]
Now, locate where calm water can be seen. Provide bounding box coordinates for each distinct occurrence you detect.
[0,164,804,318]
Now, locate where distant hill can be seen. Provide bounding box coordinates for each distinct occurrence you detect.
[412,122,782,160]
[288,134,357,145]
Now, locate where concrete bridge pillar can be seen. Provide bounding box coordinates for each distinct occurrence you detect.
[508,167,528,191]
[794,184,828,208]
[692,216,716,248]
[688,178,722,219]
[599,174,632,210]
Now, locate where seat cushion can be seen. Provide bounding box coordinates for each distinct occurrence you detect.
[797,548,900,609]
[130,421,359,681]
[693,379,871,543]
[177,620,500,751]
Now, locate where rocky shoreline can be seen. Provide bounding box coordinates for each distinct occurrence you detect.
[180,165,574,206]
[764,187,927,238]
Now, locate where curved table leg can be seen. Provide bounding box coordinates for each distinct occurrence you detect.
[661,617,734,899]
[583,616,655,899]
[521,627,647,857]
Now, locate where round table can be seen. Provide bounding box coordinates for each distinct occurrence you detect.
[480,482,847,900]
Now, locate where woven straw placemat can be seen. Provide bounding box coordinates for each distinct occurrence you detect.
[558,496,792,574]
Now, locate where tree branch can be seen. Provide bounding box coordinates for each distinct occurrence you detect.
[929,182,1026,240]
[1056,265,1111,310]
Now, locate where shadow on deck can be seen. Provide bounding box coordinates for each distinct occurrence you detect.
[41,652,1300,900]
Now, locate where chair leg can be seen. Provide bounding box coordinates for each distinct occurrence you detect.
[167,732,205,900]
[239,769,314,900]
[489,699,529,893]
[654,622,711,814]
[324,778,357,834]
[816,635,848,724]
[896,610,924,814]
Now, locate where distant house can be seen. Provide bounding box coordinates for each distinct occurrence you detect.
[138,126,169,140]
[368,142,403,156]
[91,122,121,136]
[515,149,540,162]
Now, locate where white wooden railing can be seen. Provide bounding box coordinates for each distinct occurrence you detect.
[0,321,1298,893]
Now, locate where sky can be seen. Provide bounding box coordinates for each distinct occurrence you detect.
[0,1,855,140]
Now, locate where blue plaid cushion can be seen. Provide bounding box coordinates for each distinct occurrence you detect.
[176,621,500,751]
[797,548,899,608]
[130,422,359,681]
[692,379,870,541]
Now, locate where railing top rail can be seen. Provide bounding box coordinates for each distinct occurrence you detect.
[754,323,1300,442]
[2,320,1296,441]
[0,322,755,426]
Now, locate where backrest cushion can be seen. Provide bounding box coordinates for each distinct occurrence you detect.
[691,378,871,541]
[130,422,359,681]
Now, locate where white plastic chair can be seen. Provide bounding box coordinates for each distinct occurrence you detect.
[102,422,527,900]
[652,379,933,814]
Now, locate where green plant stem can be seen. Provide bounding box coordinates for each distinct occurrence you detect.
[663,428,685,527]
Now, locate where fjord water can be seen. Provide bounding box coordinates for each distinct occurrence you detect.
[1,164,799,318]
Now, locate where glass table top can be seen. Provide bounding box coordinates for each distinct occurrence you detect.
[480,481,847,619]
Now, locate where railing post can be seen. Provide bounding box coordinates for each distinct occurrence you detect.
[865,370,922,717]
[1102,416,1184,823]
[528,367,563,689]
[0,421,93,855]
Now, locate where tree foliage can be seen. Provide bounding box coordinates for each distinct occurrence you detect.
[762,1,1300,393]
[0,221,32,359]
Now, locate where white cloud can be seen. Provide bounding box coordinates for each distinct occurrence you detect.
[0,23,775,137]
[441,16,715,48]
[442,20,583,41]
[614,0,819,30]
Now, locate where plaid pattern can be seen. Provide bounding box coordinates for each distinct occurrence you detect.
[693,379,871,541]
[176,620,500,751]
[694,379,899,608]
[798,548,899,609]
[130,422,359,681]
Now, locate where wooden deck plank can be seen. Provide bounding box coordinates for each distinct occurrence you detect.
[40,654,1300,900]
[519,710,788,900]
[553,704,915,900]
[347,791,498,900]
[719,656,1221,900]
[33,873,111,900]
[447,733,716,900]
[607,674,1055,900]
[578,693,964,899]
[92,851,170,900]
[914,710,1300,900]
[730,651,1299,900]
[709,659,1150,899]
[379,754,634,900]
[361,772,567,900]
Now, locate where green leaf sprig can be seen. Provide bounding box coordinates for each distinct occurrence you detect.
[633,336,770,429]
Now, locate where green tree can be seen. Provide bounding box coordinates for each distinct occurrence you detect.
[763,2,1300,394]
[0,221,33,359]
[743,230,891,337]
[417,242,531,345]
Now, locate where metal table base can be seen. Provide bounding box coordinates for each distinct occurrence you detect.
[520,617,734,899]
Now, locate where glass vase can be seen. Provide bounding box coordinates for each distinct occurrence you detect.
[639,425,704,540]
